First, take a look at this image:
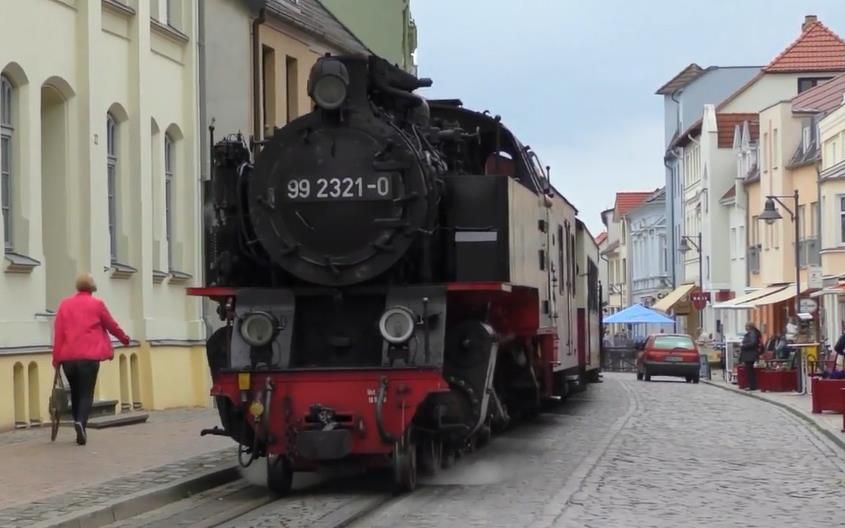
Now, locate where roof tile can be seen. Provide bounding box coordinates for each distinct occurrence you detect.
[266,0,370,56]
[595,232,608,245]
[656,64,706,95]
[614,192,654,218]
[764,21,845,73]
[792,72,845,113]
[716,113,759,149]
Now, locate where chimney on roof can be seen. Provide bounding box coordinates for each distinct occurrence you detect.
[803,15,818,32]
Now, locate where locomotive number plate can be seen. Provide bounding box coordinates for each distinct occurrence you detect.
[284,175,393,201]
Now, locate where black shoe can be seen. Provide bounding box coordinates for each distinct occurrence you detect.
[74,421,87,445]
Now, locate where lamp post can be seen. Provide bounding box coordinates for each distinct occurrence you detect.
[679,232,703,337]
[758,189,800,317]
[678,232,703,291]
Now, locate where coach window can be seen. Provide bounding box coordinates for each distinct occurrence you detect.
[1,73,14,250]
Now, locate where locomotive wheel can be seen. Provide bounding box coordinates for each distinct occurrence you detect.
[393,441,417,493]
[266,454,293,496]
[418,438,442,476]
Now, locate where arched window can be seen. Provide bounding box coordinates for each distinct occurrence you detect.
[164,133,174,269]
[1,74,13,249]
[107,112,118,262]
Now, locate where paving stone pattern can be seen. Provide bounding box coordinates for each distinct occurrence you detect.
[0,447,236,528]
[556,376,845,528]
[354,374,845,528]
[353,377,630,528]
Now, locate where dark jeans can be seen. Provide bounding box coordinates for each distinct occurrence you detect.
[62,360,100,427]
[744,360,757,390]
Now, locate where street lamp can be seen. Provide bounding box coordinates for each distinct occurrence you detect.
[678,232,703,291]
[758,189,800,316]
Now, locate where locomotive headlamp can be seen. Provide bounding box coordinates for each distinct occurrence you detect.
[308,57,350,110]
[239,311,277,347]
[378,306,416,345]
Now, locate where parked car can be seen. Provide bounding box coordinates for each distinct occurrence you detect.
[636,333,701,383]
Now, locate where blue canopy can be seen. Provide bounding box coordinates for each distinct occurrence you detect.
[603,303,675,325]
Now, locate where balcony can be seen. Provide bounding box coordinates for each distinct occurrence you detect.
[747,245,761,274]
[799,238,820,267]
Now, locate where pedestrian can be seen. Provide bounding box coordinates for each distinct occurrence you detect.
[740,321,763,391]
[52,272,130,445]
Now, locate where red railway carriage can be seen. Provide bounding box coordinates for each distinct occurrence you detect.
[188,53,601,494]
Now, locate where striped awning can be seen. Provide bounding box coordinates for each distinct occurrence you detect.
[651,283,696,313]
[711,285,787,310]
[744,285,810,307]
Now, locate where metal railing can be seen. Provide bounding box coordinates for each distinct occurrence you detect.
[600,346,638,373]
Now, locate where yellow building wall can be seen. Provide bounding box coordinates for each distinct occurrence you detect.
[0,344,211,431]
[256,22,333,133]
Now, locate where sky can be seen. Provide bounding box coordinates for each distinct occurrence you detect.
[409,0,845,236]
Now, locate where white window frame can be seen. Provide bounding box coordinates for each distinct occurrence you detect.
[107,113,118,263]
[839,194,845,246]
[164,133,174,270]
[1,74,13,250]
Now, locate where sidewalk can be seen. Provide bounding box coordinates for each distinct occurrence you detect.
[0,408,237,527]
[704,370,845,449]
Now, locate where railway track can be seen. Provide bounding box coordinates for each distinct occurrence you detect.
[100,467,396,528]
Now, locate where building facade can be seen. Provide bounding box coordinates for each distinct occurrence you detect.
[321,0,417,74]
[627,188,670,334]
[658,64,760,293]
[0,0,204,429]
[601,193,653,341]
[814,80,845,345]
[628,188,669,307]
[669,16,845,340]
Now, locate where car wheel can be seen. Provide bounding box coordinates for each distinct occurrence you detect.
[636,372,643,381]
[644,370,651,382]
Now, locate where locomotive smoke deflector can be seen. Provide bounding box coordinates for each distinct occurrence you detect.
[307,56,350,111]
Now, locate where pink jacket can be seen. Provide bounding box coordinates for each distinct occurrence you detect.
[52,292,130,367]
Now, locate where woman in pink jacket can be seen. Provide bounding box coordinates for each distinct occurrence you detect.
[52,272,130,445]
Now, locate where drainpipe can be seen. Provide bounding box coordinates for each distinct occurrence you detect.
[252,7,267,146]
[197,0,212,341]
[665,150,681,332]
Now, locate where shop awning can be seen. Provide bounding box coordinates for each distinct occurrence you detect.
[711,285,787,310]
[811,284,845,298]
[744,284,809,307]
[651,283,696,313]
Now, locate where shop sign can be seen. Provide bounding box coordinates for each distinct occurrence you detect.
[690,291,708,310]
[808,267,823,289]
[799,298,818,313]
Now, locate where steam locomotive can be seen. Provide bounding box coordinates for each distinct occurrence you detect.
[188,53,602,494]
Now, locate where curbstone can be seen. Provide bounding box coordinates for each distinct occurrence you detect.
[702,378,845,452]
[29,465,239,528]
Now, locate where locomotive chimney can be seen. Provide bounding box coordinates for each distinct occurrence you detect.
[803,15,818,32]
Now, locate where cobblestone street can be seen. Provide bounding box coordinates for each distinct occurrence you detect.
[353,373,845,528]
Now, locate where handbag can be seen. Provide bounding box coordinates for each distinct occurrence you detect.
[48,366,70,441]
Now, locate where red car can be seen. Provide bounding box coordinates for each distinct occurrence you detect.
[636,333,701,383]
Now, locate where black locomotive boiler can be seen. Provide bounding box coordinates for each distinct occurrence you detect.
[189,53,602,493]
